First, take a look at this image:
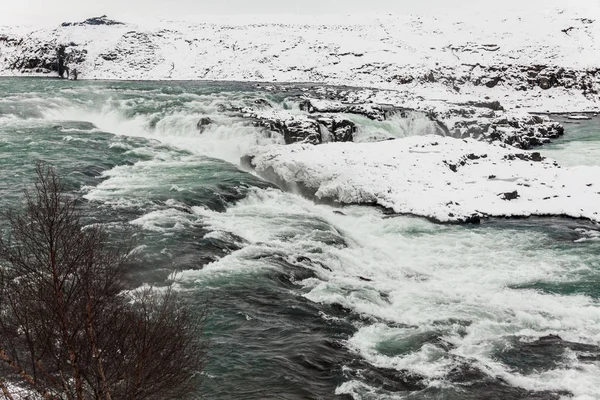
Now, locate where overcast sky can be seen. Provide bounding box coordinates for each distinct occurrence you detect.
[0,0,596,26]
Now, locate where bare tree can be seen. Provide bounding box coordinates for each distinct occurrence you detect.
[0,163,205,400]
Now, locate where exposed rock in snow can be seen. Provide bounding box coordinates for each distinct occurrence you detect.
[241,136,600,223]
[242,108,357,145]
[429,105,565,149]
[244,94,566,149]
[299,98,389,121]
[61,16,124,27]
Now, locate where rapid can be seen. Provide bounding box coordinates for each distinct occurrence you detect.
[1,78,600,399]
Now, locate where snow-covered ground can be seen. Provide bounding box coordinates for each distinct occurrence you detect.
[0,5,599,112]
[243,136,600,223]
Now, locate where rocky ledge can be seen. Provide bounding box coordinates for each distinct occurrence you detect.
[241,136,600,224]
[217,92,566,149]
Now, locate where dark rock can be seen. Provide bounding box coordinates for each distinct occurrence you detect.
[253,98,273,108]
[299,98,385,121]
[316,117,356,142]
[484,76,502,88]
[462,214,481,224]
[283,119,320,144]
[530,152,543,162]
[197,117,214,133]
[100,52,119,61]
[253,115,321,145]
[504,152,545,162]
[57,45,66,78]
[445,162,458,173]
[425,71,436,82]
[539,76,553,89]
[62,15,124,27]
[500,191,519,201]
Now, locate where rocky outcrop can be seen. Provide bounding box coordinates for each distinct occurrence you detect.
[299,98,387,121]
[253,98,273,108]
[197,117,214,133]
[240,108,357,145]
[429,106,564,149]
[244,109,321,144]
[1,38,87,77]
[215,90,566,149]
[61,15,124,27]
[242,108,357,144]
[392,64,600,98]
[293,95,565,149]
[319,117,356,143]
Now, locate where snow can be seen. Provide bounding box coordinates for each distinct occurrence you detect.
[0,6,599,112]
[567,115,593,120]
[1,7,599,224]
[243,136,600,223]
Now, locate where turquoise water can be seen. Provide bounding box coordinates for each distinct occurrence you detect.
[1,77,600,399]
[542,115,600,167]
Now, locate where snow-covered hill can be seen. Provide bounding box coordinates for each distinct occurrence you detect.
[1,8,599,112]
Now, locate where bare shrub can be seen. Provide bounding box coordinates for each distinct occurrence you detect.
[0,163,205,400]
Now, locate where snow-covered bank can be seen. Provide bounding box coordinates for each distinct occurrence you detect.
[242,136,600,223]
[0,6,599,112]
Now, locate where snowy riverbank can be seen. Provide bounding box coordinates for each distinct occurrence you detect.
[1,6,599,112]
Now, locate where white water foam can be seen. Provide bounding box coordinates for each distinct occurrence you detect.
[41,95,281,165]
[351,112,444,143]
[158,187,600,398]
[27,87,600,397]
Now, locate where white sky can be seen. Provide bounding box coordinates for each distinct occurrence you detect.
[0,0,596,26]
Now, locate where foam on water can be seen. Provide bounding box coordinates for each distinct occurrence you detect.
[351,112,443,142]
[4,79,598,397]
[163,188,600,397]
[39,92,282,164]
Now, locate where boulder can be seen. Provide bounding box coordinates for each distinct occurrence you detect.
[315,116,357,143]
[500,190,519,201]
[197,117,214,133]
[249,111,321,145]
[253,98,273,108]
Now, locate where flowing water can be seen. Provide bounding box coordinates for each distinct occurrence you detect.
[1,77,600,400]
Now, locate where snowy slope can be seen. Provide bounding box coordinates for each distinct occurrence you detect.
[0,7,599,111]
[242,136,600,223]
